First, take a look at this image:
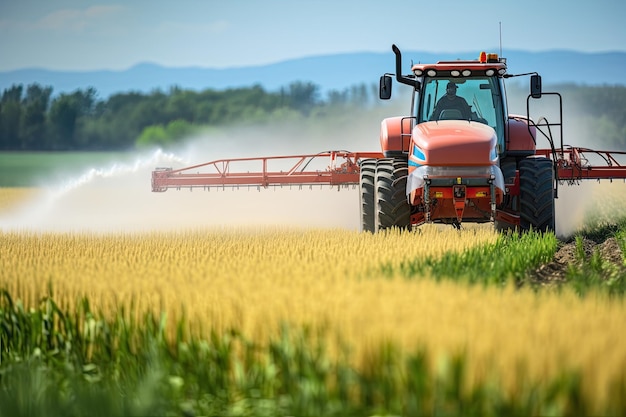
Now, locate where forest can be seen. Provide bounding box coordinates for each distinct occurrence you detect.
[0,80,625,151]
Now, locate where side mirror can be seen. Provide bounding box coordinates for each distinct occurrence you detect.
[379,75,392,100]
[530,74,542,98]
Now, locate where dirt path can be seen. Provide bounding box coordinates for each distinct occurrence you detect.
[530,236,624,284]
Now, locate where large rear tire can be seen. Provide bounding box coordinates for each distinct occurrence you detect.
[359,159,377,232]
[375,158,411,230]
[519,156,555,232]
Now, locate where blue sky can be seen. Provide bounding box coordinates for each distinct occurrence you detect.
[1,0,625,71]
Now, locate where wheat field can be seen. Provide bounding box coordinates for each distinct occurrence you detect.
[1,187,626,409]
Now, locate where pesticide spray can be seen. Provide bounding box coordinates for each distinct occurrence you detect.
[0,120,379,233]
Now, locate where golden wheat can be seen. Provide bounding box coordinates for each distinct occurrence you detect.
[1,188,625,405]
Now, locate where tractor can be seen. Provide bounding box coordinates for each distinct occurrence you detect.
[364,45,552,232]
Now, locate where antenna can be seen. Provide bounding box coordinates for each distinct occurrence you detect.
[499,21,503,57]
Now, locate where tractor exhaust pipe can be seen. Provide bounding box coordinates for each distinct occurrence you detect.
[391,44,419,88]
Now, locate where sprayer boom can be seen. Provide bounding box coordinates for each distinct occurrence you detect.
[151,151,383,192]
[536,147,626,182]
[152,147,626,193]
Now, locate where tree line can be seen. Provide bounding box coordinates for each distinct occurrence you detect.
[0,82,375,151]
[0,81,624,151]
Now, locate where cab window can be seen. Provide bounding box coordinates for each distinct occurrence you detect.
[417,77,504,144]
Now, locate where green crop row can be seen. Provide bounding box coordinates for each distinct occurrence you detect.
[385,223,626,296]
[387,229,558,286]
[563,220,626,296]
[1,289,624,417]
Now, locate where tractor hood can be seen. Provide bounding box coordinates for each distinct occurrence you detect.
[411,121,497,166]
[407,120,504,197]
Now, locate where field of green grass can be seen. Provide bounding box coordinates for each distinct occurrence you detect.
[0,151,132,187]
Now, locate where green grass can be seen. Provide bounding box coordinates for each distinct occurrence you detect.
[382,230,559,286]
[1,290,623,417]
[384,223,626,296]
[0,151,131,187]
[564,220,626,296]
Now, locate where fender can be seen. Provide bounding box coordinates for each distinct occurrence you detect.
[380,116,413,157]
[506,114,536,154]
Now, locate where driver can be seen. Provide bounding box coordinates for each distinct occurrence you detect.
[431,82,471,120]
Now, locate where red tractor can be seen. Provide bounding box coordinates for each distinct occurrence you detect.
[365,45,553,232]
[152,45,626,232]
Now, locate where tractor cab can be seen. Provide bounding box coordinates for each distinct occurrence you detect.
[416,75,507,154]
[381,50,510,158]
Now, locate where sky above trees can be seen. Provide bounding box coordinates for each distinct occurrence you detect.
[1,0,625,71]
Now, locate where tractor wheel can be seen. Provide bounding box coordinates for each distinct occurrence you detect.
[359,159,377,233]
[519,156,555,232]
[375,158,411,230]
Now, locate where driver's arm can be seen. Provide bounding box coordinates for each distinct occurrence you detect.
[461,99,472,119]
[430,100,443,120]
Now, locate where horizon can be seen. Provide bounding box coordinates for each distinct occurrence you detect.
[3,47,625,74]
[2,49,625,100]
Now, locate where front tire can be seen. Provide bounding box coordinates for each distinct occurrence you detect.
[359,159,377,232]
[375,158,410,230]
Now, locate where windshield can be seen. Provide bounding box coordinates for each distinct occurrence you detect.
[416,76,505,148]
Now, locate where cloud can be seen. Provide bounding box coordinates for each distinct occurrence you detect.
[156,19,231,36]
[1,5,125,33]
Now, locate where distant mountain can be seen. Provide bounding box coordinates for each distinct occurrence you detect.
[1,50,624,99]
